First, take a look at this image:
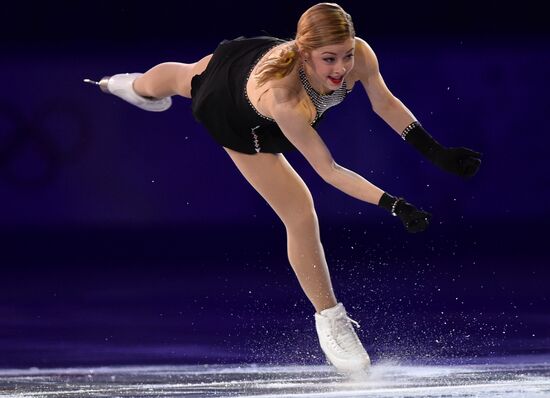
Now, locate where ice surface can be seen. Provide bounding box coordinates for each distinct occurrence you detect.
[0,356,549,397]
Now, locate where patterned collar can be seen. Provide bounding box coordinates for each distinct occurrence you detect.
[298,66,351,123]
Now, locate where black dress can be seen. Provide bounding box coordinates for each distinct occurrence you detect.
[190,35,350,154]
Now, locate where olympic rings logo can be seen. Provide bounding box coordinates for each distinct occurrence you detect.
[0,99,91,189]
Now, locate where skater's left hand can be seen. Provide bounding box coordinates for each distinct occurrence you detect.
[402,123,482,179]
[433,147,482,179]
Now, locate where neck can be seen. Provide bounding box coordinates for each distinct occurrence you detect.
[302,62,332,95]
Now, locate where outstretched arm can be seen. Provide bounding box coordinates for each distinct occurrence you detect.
[270,94,430,233]
[353,37,417,134]
[354,37,482,179]
[271,97,383,205]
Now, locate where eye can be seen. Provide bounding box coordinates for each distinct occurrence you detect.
[323,57,335,63]
[346,54,354,59]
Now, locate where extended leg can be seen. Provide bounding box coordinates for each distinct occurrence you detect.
[224,148,371,373]
[86,54,213,111]
[133,55,213,99]
[224,148,337,313]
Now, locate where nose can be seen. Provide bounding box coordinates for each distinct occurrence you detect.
[336,62,347,74]
[333,66,346,77]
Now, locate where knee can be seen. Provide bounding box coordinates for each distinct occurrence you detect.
[282,206,319,232]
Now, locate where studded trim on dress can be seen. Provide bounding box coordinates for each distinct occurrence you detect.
[251,125,261,152]
[243,42,282,123]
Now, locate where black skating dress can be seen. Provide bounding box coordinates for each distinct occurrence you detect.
[191,35,352,154]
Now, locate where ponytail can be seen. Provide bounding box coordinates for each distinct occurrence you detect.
[254,43,300,87]
[254,3,355,87]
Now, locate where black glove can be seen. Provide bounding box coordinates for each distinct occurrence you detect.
[433,147,482,178]
[403,122,482,179]
[379,192,432,233]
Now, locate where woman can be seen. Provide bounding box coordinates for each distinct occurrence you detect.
[86,3,481,373]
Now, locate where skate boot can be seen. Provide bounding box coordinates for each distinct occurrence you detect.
[315,302,371,373]
[83,73,172,112]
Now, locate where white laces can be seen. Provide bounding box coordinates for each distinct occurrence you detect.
[327,313,364,355]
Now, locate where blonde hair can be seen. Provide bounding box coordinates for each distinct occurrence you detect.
[255,3,355,87]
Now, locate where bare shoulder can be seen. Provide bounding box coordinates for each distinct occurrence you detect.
[351,37,395,106]
[266,86,309,121]
[262,72,313,122]
[270,84,300,106]
[352,36,379,76]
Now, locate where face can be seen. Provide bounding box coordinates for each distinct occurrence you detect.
[303,38,355,92]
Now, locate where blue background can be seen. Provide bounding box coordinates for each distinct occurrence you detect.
[1,0,548,367]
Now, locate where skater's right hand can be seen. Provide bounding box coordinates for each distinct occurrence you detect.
[394,199,432,233]
[378,192,431,233]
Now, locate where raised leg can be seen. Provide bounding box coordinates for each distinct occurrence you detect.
[133,54,213,99]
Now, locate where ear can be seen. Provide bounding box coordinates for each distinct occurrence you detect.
[299,48,311,62]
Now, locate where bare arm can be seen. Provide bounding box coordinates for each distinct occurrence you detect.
[354,37,482,178]
[324,164,385,206]
[354,37,418,135]
[269,93,384,205]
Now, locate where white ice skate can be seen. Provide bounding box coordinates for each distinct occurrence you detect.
[315,302,371,373]
[83,73,172,112]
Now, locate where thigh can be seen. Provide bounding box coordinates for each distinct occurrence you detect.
[190,54,213,78]
[224,148,316,223]
[174,54,213,98]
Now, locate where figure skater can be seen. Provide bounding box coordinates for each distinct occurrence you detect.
[85,2,481,373]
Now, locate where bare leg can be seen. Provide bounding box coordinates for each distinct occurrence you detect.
[132,53,337,312]
[224,148,338,313]
[133,54,213,99]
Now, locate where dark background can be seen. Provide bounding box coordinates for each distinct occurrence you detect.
[1,0,548,367]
